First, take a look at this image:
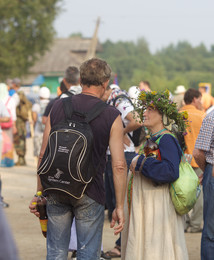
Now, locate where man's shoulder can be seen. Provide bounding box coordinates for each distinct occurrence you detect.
[106,104,120,115]
[51,97,63,109]
[180,105,204,116]
[204,109,214,121]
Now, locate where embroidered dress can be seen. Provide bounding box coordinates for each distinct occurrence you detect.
[121,134,189,260]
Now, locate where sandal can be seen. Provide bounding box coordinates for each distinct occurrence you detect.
[104,245,121,258]
[100,251,112,259]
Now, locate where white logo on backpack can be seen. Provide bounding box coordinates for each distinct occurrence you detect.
[54,168,64,179]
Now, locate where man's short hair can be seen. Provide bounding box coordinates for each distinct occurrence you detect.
[184,88,202,104]
[142,81,150,88]
[80,58,111,87]
[64,66,80,85]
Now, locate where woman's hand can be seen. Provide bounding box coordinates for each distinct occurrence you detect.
[130,155,139,174]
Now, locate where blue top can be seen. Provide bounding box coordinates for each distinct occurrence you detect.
[135,134,182,183]
[8,89,15,96]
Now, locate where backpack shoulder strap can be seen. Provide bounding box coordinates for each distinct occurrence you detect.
[155,133,175,145]
[62,97,107,122]
[86,101,107,123]
[63,90,74,97]
[112,94,133,106]
[62,96,74,120]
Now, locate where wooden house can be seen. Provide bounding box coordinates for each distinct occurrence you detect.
[22,36,102,93]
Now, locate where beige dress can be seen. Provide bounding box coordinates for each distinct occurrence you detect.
[121,170,189,260]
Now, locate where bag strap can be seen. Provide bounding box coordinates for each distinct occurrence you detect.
[62,96,74,120]
[155,133,175,145]
[5,97,11,106]
[62,96,107,122]
[85,101,107,123]
[112,94,133,106]
[61,90,74,97]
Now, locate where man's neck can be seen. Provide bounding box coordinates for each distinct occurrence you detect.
[81,86,104,99]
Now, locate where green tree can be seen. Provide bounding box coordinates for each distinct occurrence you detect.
[69,32,83,38]
[99,39,151,90]
[99,38,214,95]
[0,0,62,80]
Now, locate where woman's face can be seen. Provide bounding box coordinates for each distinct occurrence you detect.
[143,107,162,130]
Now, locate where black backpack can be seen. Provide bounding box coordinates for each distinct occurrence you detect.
[113,94,145,147]
[37,96,107,199]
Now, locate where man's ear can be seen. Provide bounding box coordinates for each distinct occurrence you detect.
[192,97,197,106]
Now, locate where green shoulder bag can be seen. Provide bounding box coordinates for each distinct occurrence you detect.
[156,133,200,215]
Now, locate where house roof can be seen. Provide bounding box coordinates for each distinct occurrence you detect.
[30,37,102,75]
[23,37,102,84]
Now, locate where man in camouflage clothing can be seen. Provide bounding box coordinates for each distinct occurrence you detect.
[12,78,32,166]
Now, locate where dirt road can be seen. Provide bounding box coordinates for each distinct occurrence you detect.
[1,138,201,260]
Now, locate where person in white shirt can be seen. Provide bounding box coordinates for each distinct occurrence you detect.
[32,87,50,161]
[101,85,142,258]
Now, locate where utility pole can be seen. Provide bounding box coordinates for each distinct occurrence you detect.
[85,17,100,60]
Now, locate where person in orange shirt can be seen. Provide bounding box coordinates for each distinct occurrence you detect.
[180,88,205,233]
[199,86,213,112]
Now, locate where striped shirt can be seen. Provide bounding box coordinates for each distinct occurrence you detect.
[195,110,214,164]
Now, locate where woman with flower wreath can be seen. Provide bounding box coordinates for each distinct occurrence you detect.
[121,90,189,260]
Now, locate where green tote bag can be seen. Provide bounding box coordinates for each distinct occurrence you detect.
[170,158,199,215]
[156,134,200,215]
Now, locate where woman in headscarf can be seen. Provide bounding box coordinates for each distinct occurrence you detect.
[121,90,189,260]
[0,83,17,167]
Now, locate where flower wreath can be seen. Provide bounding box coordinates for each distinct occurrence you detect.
[135,89,189,135]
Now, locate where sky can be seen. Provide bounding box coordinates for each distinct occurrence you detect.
[54,0,214,53]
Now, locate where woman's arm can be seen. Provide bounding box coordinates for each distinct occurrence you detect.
[135,134,182,183]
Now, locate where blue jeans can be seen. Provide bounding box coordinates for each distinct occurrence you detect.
[46,193,104,260]
[201,163,214,260]
[105,151,136,247]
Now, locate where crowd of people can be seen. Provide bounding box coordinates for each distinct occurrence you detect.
[1,57,214,260]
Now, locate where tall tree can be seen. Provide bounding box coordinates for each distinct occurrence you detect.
[0,0,62,80]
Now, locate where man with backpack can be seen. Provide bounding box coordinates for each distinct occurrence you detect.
[29,58,127,260]
[101,85,142,258]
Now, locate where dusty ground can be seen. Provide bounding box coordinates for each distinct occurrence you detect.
[1,138,201,260]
